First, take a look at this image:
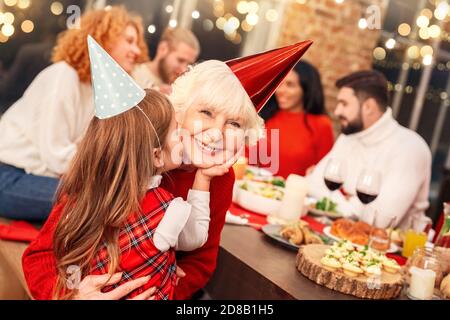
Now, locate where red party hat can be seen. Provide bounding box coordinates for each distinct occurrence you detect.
[226,40,313,113]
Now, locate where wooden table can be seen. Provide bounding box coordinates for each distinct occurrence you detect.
[206,224,406,300]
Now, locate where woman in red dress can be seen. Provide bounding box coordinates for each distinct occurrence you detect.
[250,61,334,178]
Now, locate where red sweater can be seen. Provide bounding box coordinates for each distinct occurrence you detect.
[249,110,334,178]
[22,168,235,300]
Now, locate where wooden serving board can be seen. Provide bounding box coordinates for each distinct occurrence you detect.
[296,244,403,299]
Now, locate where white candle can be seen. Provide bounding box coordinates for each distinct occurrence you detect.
[409,266,436,300]
[277,174,308,221]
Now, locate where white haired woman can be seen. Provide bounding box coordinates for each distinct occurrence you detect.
[23,41,312,300]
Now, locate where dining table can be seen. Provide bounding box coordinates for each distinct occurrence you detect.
[205,203,408,300]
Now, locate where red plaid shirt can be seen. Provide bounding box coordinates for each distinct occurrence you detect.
[89,187,177,300]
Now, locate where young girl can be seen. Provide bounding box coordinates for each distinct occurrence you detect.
[48,36,236,300]
[53,87,236,299]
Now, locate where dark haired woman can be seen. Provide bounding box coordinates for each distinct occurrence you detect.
[253,61,334,178]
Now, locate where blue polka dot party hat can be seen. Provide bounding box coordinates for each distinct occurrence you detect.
[87,35,145,119]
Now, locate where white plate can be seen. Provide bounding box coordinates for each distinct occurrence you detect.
[235,187,282,216]
[245,166,273,177]
[323,226,399,253]
[233,180,283,216]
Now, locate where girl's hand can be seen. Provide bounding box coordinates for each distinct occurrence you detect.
[73,273,156,300]
[175,266,186,286]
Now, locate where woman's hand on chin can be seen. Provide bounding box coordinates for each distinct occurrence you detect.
[198,146,244,179]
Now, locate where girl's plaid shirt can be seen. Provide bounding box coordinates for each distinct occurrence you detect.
[90,187,178,300]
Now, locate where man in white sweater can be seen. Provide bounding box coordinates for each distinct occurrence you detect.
[306,70,432,229]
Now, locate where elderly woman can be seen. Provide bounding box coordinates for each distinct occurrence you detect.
[22,42,312,300]
[0,6,148,220]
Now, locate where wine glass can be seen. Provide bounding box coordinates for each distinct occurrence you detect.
[356,169,381,222]
[323,158,345,207]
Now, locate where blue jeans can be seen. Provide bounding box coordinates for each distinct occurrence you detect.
[0,164,59,221]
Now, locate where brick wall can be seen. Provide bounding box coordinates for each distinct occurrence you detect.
[277,0,387,114]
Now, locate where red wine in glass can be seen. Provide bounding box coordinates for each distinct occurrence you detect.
[324,178,343,191]
[356,190,378,204]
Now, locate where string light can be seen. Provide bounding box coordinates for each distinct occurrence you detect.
[192,10,200,19]
[216,17,226,30]
[385,38,396,49]
[422,54,433,66]
[21,19,34,33]
[428,25,441,38]
[405,86,413,94]
[1,24,15,37]
[420,45,433,57]
[0,33,8,43]
[231,33,242,45]
[224,16,240,34]
[407,46,420,59]
[165,5,173,13]
[398,23,411,37]
[416,15,429,28]
[434,1,449,20]
[17,0,31,9]
[241,19,253,32]
[246,13,259,26]
[213,1,224,17]
[237,1,249,14]
[50,2,63,16]
[4,0,18,7]
[147,24,156,34]
[228,17,240,29]
[373,47,386,60]
[169,19,177,28]
[203,19,214,32]
[358,18,368,29]
[420,8,433,19]
[265,9,279,22]
[3,12,15,24]
[247,1,259,13]
[419,27,430,40]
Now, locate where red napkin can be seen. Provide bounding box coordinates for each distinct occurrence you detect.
[0,221,40,242]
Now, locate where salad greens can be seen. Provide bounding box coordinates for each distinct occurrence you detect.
[315,197,338,212]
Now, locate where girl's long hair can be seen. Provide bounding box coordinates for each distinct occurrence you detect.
[53,89,173,299]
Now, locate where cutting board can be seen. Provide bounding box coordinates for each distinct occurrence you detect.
[296,244,404,299]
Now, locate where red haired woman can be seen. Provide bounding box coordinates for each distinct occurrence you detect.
[0,6,148,221]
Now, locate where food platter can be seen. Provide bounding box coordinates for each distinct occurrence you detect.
[296,244,403,299]
[307,197,343,219]
[261,224,300,251]
[308,207,343,219]
[323,226,399,253]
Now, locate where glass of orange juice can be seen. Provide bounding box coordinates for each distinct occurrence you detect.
[232,157,248,180]
[402,230,427,258]
[402,218,428,258]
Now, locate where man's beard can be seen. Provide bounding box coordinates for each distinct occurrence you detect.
[340,113,364,135]
[158,56,173,84]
